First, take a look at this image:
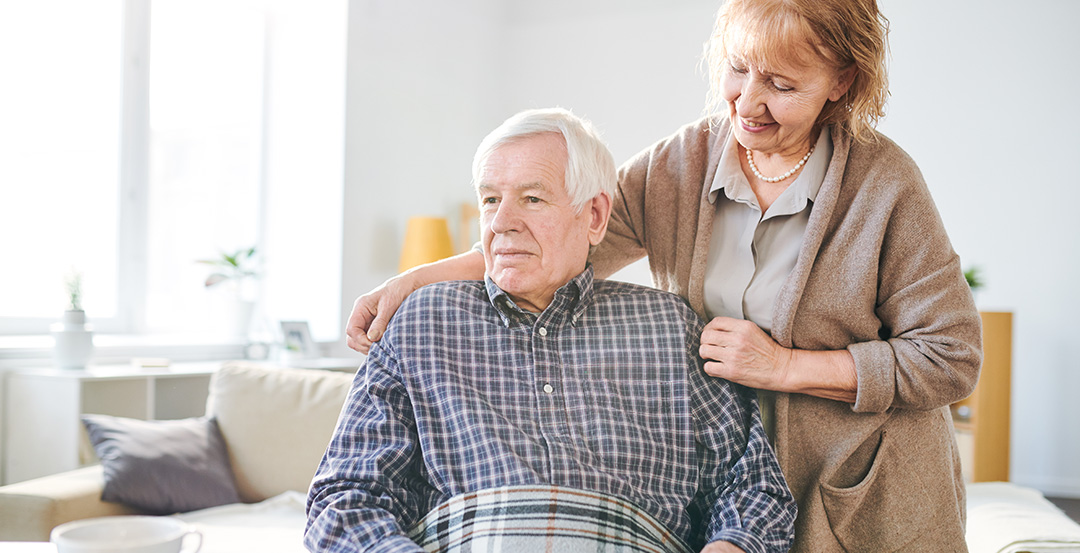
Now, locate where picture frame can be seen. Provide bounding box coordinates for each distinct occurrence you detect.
[279,320,319,359]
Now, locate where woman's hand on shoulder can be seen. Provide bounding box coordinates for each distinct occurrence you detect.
[699,316,793,391]
[345,274,418,354]
[346,249,488,354]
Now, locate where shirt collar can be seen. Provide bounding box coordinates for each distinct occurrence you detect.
[484,264,595,328]
[707,127,833,212]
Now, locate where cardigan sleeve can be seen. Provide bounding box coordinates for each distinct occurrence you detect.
[588,147,651,279]
[844,149,983,413]
[590,118,717,289]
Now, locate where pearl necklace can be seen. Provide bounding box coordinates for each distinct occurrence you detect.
[746,145,815,183]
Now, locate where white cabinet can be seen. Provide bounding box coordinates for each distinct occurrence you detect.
[2,363,218,484]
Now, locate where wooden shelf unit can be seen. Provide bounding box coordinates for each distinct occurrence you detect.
[952,311,1012,483]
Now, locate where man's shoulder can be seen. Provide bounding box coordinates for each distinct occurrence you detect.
[591,280,702,326]
[413,279,487,298]
[395,280,490,321]
[593,279,678,299]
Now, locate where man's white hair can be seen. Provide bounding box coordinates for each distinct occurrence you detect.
[471,107,617,211]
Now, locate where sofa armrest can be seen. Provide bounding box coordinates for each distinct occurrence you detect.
[0,465,141,542]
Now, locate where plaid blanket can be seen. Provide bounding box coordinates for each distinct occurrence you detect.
[407,485,695,553]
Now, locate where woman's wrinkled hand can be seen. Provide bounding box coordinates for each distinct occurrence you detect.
[345,275,415,354]
[699,316,793,391]
[700,540,745,553]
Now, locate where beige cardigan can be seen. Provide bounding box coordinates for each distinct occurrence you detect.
[592,118,982,552]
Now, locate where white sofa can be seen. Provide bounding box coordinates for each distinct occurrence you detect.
[0,362,355,551]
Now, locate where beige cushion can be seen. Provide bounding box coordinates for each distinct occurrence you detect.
[207,362,354,503]
[0,465,139,541]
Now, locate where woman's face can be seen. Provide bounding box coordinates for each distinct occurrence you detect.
[720,41,853,157]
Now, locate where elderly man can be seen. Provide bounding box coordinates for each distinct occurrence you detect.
[305,108,795,553]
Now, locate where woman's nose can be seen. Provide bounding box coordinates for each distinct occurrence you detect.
[735,81,767,119]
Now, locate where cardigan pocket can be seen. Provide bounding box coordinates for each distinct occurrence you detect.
[818,427,945,553]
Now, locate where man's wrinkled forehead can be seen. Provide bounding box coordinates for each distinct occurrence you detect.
[476,181,548,195]
[473,132,567,180]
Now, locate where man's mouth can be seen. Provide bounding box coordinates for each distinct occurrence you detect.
[494,249,532,258]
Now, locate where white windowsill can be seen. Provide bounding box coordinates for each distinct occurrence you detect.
[0,333,256,369]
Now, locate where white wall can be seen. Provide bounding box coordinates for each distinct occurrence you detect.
[260,1,347,343]
[339,0,1080,496]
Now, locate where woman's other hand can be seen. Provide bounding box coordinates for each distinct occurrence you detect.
[700,317,792,390]
[701,316,858,402]
[701,541,745,553]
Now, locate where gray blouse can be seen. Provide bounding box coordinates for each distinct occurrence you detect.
[703,129,833,331]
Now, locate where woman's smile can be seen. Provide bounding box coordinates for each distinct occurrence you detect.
[740,118,775,133]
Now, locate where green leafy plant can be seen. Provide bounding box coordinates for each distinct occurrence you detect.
[964,266,984,291]
[64,268,83,311]
[197,247,260,288]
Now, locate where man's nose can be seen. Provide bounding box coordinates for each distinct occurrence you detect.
[489,201,521,234]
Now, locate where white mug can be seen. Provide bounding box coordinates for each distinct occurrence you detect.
[51,516,202,553]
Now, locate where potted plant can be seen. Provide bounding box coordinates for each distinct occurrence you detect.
[197,247,261,338]
[964,266,984,292]
[964,265,985,305]
[51,268,94,369]
[198,246,260,289]
[65,269,83,312]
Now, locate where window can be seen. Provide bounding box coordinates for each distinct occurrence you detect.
[145,0,265,335]
[0,0,346,343]
[0,2,124,328]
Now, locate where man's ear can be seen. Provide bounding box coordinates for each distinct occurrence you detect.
[586,192,612,247]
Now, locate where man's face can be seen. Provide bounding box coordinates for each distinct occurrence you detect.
[476,132,609,313]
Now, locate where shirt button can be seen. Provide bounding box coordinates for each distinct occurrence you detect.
[538,327,548,336]
[543,383,554,394]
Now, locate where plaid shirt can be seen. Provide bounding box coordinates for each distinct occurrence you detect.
[306,267,795,553]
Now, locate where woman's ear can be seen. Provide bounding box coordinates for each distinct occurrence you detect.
[586,192,612,246]
[829,66,857,102]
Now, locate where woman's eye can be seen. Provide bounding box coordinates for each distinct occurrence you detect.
[729,62,748,74]
[773,82,794,92]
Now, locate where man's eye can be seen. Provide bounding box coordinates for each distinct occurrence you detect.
[481,197,497,205]
[526,196,542,203]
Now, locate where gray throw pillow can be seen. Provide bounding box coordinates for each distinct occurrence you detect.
[81,414,240,515]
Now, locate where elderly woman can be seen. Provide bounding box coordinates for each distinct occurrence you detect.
[346,0,982,550]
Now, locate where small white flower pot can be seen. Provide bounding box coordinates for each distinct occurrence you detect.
[51,310,95,369]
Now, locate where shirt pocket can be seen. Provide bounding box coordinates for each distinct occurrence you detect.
[580,378,696,493]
